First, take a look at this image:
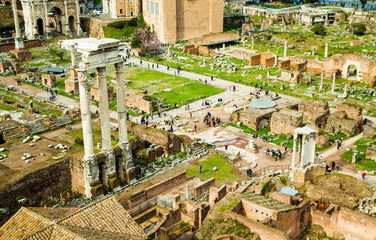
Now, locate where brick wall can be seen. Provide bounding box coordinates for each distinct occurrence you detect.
[278,60,291,71]
[249,54,261,66]
[311,208,376,239]
[193,177,215,198]
[224,211,289,240]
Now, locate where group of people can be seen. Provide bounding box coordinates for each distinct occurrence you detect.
[44,87,58,101]
[265,148,283,161]
[203,112,220,128]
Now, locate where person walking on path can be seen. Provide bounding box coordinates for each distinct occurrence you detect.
[362,172,366,180]
[199,165,202,173]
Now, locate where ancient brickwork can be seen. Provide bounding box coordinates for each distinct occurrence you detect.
[326,111,362,136]
[270,110,303,135]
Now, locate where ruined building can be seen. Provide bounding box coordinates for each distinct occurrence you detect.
[142,0,224,43]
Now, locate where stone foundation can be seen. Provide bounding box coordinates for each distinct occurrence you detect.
[270,109,303,135]
[9,49,32,61]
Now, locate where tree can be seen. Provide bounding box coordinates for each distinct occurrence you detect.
[311,23,326,36]
[49,48,65,61]
[352,23,367,35]
[134,28,161,56]
[131,37,141,48]
[360,0,367,8]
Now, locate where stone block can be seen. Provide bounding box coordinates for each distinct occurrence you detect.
[270,109,303,135]
[9,49,32,61]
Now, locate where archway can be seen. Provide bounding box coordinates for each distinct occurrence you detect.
[348,65,358,78]
[68,16,75,34]
[37,18,44,36]
[4,1,11,6]
[49,7,63,33]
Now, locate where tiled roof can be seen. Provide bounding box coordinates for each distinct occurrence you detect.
[27,207,80,221]
[0,196,146,240]
[58,196,146,239]
[23,225,85,240]
[0,207,52,240]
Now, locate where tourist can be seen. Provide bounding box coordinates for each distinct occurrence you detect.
[362,172,366,180]
[199,165,202,173]
[190,112,192,118]
[336,166,339,172]
[225,144,228,150]
[284,146,288,152]
[69,124,72,131]
[158,111,161,118]
[211,76,213,81]
[126,112,129,120]
[194,124,197,131]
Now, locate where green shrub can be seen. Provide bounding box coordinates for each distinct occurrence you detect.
[280,176,287,184]
[311,23,326,36]
[352,23,366,36]
[107,20,128,29]
[131,38,141,48]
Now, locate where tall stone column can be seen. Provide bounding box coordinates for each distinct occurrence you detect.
[78,69,102,199]
[110,0,118,19]
[103,0,109,13]
[29,0,38,39]
[43,0,51,38]
[75,0,83,36]
[97,66,119,191]
[64,0,72,36]
[332,72,336,93]
[12,0,24,50]
[319,70,324,92]
[115,62,134,184]
[284,41,287,58]
[274,55,278,66]
[325,43,328,58]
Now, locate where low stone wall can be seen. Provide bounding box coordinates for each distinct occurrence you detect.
[188,31,239,45]
[193,177,215,198]
[326,111,362,136]
[128,172,187,208]
[209,185,227,206]
[127,121,185,155]
[224,211,289,240]
[0,39,50,53]
[125,94,153,114]
[311,208,376,239]
[0,158,71,207]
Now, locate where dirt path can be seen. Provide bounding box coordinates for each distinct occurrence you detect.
[42,123,82,139]
[320,133,363,160]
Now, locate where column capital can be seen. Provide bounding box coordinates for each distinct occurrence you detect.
[97,66,107,77]
[114,62,124,73]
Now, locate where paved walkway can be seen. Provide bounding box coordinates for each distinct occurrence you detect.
[321,133,363,159]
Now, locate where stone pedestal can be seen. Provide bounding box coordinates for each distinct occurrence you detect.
[65,68,79,94]
[9,49,32,61]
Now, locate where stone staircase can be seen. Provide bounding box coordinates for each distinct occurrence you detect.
[192,145,209,158]
[52,115,72,127]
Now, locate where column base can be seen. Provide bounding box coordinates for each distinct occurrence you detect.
[9,49,32,61]
[82,155,103,199]
[103,148,120,191]
[117,141,135,184]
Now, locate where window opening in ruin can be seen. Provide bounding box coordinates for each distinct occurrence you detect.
[49,7,63,34]
[348,65,357,78]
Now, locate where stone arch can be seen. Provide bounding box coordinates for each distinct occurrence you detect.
[3,0,11,6]
[348,64,358,78]
[49,6,63,33]
[68,15,75,34]
[342,60,362,80]
[36,18,44,36]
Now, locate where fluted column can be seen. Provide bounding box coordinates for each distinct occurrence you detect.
[115,62,134,185]
[319,70,324,92]
[43,0,51,37]
[332,72,336,93]
[12,0,24,50]
[29,0,38,39]
[75,0,83,35]
[64,0,72,36]
[115,62,127,144]
[97,66,118,191]
[78,69,101,198]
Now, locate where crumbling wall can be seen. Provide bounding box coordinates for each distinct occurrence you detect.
[270,109,303,135]
[0,158,71,207]
[188,31,239,45]
[125,93,153,114]
[279,60,291,71]
[311,208,376,239]
[326,111,362,136]
[336,103,362,119]
[209,185,227,206]
[193,177,215,198]
[224,211,289,240]
[249,54,261,66]
[233,109,274,130]
[298,100,330,130]
[127,122,185,155]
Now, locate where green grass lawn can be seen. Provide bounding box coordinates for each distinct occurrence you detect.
[124,67,224,107]
[103,26,136,39]
[186,154,239,182]
[341,138,376,172]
